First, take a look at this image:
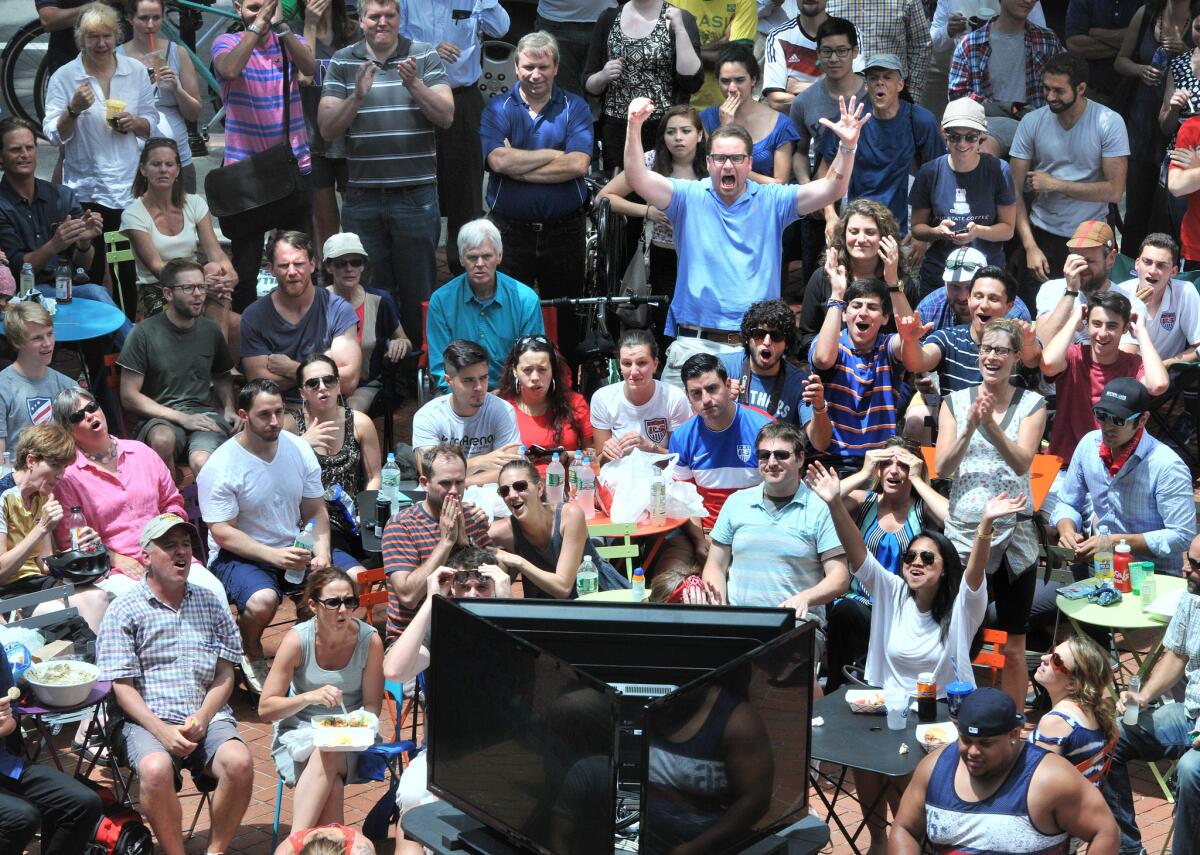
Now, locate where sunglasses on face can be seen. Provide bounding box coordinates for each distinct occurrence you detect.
[903,549,937,566]
[452,569,493,588]
[1049,651,1073,675]
[757,449,794,462]
[331,258,365,269]
[1092,408,1141,428]
[709,153,748,165]
[68,401,101,424]
[316,595,360,610]
[497,480,529,498]
[749,328,785,342]
[946,132,981,144]
[1187,554,1200,571]
[979,344,1014,357]
[303,374,339,391]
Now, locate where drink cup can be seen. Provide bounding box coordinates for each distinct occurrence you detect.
[969,7,997,29]
[885,688,908,731]
[106,99,127,131]
[946,681,973,720]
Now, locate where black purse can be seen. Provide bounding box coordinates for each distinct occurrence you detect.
[204,37,303,224]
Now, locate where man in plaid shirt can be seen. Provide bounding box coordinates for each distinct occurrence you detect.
[826,0,931,100]
[948,0,1063,111]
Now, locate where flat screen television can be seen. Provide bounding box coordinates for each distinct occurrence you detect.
[427,595,620,855]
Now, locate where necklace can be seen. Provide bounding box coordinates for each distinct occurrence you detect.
[85,438,119,465]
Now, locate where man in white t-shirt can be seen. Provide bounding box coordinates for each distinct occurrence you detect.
[411,339,521,485]
[1113,233,1200,365]
[198,379,331,693]
[761,0,824,111]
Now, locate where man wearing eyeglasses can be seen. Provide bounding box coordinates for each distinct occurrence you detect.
[117,259,237,483]
[97,513,253,855]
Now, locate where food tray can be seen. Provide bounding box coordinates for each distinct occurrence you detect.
[916,722,958,752]
[845,689,887,715]
[312,711,378,752]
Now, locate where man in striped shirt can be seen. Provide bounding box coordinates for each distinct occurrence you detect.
[320,0,454,360]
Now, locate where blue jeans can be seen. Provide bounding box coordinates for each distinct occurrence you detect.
[1102,701,1200,854]
[341,183,439,353]
[35,283,132,348]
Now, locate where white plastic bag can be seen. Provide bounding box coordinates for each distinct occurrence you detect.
[599,449,678,524]
[666,480,707,519]
[463,484,510,523]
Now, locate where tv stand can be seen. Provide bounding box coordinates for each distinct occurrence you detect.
[402,801,831,855]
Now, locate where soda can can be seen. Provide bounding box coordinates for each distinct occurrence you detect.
[375,496,391,539]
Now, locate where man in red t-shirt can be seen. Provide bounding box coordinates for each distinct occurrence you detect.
[381,443,492,642]
[1168,115,1200,264]
[1040,290,1169,464]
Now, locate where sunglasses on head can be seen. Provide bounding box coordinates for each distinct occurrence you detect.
[497,480,529,498]
[331,258,364,269]
[316,595,360,611]
[303,374,339,391]
[68,400,101,424]
[1092,408,1141,428]
[452,569,493,588]
[946,258,981,273]
[946,131,981,144]
[1049,651,1073,675]
[757,449,794,462]
[903,549,937,566]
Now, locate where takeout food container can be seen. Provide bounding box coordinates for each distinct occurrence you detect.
[845,689,887,715]
[24,660,100,707]
[916,722,958,752]
[312,710,378,752]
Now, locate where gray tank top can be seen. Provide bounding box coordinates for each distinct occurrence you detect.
[279,617,374,733]
[510,503,614,598]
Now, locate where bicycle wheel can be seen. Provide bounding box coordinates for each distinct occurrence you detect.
[1,20,51,126]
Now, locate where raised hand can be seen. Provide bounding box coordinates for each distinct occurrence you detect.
[628,96,655,126]
[817,95,870,149]
[481,566,512,597]
[801,373,825,410]
[355,61,378,99]
[718,90,741,127]
[396,57,418,86]
[982,490,1028,523]
[878,234,901,283]
[437,493,463,545]
[897,311,934,342]
[803,460,841,503]
[824,251,848,299]
[69,82,95,116]
[427,567,455,598]
[896,448,925,480]
[1016,319,1038,351]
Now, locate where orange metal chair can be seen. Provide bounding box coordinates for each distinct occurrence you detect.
[919,448,1062,513]
[973,628,1008,687]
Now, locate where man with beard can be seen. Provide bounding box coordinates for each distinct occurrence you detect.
[912,247,1031,333]
[720,299,831,449]
[198,379,332,692]
[891,688,1119,854]
[118,259,237,482]
[1009,53,1129,311]
[1102,533,1200,855]
[761,0,829,112]
[1113,233,1200,365]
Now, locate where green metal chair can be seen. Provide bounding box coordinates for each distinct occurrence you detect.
[588,521,639,582]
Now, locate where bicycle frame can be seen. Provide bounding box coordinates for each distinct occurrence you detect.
[160,0,241,132]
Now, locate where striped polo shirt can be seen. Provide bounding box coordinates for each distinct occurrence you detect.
[810,329,903,459]
[928,324,984,394]
[322,37,448,188]
[669,403,773,529]
[381,501,493,641]
[212,31,311,171]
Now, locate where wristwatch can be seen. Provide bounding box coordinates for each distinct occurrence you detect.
[247,22,264,35]
[887,285,901,292]
[1064,290,1080,298]
[66,105,80,118]
[271,22,291,35]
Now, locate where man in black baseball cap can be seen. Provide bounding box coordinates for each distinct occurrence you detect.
[890,687,1119,853]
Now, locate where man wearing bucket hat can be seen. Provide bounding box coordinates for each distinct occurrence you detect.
[97,513,253,855]
[891,687,1120,854]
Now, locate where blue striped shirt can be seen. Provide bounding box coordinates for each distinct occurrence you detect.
[809,330,904,458]
[927,325,983,394]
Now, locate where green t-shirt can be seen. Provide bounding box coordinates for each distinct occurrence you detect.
[116,312,233,414]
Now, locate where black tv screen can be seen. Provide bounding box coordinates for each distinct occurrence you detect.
[427,596,620,855]
[639,622,816,854]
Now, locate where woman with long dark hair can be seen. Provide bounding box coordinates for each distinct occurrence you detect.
[497,335,593,464]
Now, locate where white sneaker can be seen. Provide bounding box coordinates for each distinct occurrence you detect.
[241,655,269,694]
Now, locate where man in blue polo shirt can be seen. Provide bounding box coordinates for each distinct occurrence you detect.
[481,30,591,364]
[623,91,870,386]
[425,218,544,391]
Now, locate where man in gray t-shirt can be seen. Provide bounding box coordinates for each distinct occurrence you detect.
[788,17,864,182]
[411,339,521,486]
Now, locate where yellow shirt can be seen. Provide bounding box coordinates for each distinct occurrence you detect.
[0,486,46,584]
[673,0,759,108]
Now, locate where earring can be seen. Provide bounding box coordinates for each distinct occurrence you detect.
[550,376,556,392]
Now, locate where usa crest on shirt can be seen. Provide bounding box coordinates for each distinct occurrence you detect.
[26,396,52,425]
[736,444,752,463]
[1161,311,1176,331]
[644,417,668,447]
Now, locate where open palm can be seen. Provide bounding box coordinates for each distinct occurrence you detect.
[818,95,871,148]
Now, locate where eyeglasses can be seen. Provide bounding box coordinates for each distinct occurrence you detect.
[946,132,982,144]
[979,344,1014,357]
[496,480,530,498]
[452,569,493,588]
[708,153,749,165]
[1092,408,1141,428]
[903,549,937,566]
[946,258,981,273]
[316,595,360,610]
[749,328,786,342]
[303,374,339,391]
[757,449,794,461]
[817,46,852,59]
[68,401,100,424]
[1049,651,1074,675]
[331,258,365,269]
[169,283,207,294]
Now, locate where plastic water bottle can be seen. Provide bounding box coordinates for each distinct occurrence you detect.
[576,555,599,596]
[575,456,596,520]
[631,567,645,601]
[325,484,359,535]
[0,451,12,480]
[568,454,582,496]
[55,263,72,302]
[545,452,565,506]
[1123,676,1141,726]
[380,452,400,505]
[649,470,667,525]
[288,520,315,585]
[1094,525,1114,582]
[67,506,88,552]
[19,263,34,297]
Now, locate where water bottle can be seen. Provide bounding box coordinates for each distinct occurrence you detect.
[0,451,12,480]
[575,456,596,520]
[55,263,71,302]
[575,555,599,596]
[545,452,565,506]
[1094,525,1114,581]
[568,454,581,496]
[1123,676,1141,726]
[1113,539,1132,593]
[324,484,359,535]
[649,469,667,525]
[67,506,88,552]
[380,452,400,505]
[631,567,645,601]
[19,263,34,297]
[288,520,315,585]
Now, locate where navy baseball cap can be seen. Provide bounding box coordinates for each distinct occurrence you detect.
[957,687,1025,737]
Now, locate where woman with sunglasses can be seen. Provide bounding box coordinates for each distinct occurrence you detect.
[936,317,1047,711]
[1030,636,1119,787]
[121,137,238,320]
[288,355,381,579]
[909,98,1017,298]
[321,233,412,413]
[806,459,1026,854]
[497,335,593,471]
[488,460,622,598]
[260,566,384,833]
